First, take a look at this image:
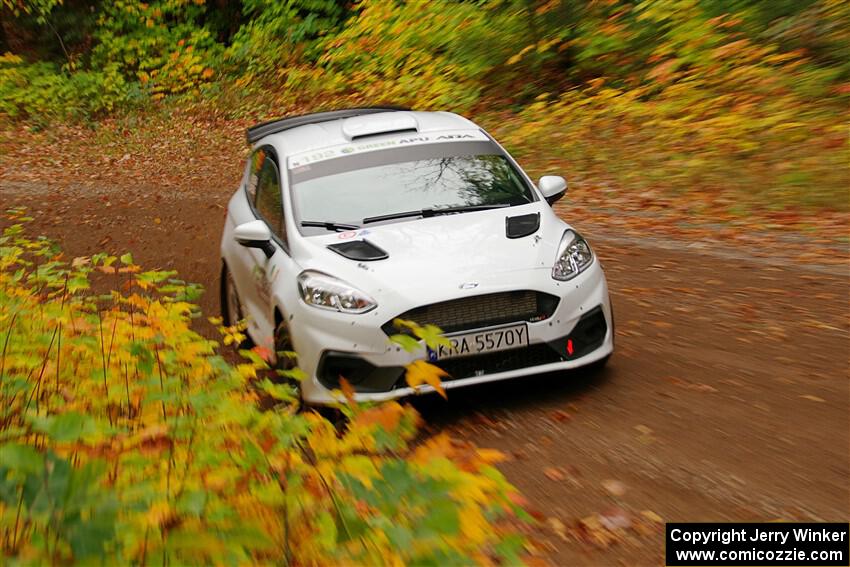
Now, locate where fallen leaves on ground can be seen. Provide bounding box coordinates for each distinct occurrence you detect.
[550,409,572,423]
[567,506,665,549]
[544,467,567,481]
[601,479,627,497]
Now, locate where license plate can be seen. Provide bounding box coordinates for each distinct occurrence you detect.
[427,323,529,361]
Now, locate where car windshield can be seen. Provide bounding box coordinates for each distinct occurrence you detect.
[290,142,536,232]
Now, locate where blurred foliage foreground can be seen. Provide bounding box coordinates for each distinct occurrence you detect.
[0,210,527,565]
[0,0,848,211]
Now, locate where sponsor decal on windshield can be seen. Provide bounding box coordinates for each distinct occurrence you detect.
[337,228,371,240]
[287,130,489,169]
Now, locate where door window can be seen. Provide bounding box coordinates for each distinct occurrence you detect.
[252,150,287,247]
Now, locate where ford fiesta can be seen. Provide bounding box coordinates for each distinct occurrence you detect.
[220,107,614,404]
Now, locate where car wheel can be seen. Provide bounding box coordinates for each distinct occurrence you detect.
[220,264,253,347]
[221,263,243,327]
[274,317,311,409]
[273,317,298,372]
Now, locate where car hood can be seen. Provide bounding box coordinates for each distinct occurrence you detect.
[293,202,570,297]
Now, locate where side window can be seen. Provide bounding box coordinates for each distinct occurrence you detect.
[245,150,265,203]
[254,151,287,246]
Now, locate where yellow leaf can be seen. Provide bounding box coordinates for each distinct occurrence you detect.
[476,448,507,465]
[237,364,256,379]
[145,501,172,528]
[459,505,488,544]
[340,455,379,489]
[641,510,664,524]
[405,360,448,399]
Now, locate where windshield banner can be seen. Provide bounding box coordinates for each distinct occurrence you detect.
[287,130,490,169]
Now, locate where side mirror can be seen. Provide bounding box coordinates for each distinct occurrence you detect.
[538,175,568,205]
[234,220,276,258]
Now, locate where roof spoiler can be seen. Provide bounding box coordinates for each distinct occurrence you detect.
[245,106,412,145]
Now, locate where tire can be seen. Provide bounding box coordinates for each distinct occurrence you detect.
[273,317,298,373]
[274,317,313,410]
[220,263,253,348]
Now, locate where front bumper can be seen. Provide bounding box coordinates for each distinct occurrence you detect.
[290,260,614,405]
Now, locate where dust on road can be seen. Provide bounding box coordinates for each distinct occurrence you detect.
[2,182,847,565]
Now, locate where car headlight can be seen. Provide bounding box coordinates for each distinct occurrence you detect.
[297,270,377,314]
[552,230,593,281]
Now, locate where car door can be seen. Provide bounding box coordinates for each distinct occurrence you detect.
[238,147,292,346]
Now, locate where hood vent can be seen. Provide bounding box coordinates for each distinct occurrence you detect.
[505,212,540,239]
[327,239,389,261]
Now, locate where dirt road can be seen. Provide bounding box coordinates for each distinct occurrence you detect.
[2,181,848,565]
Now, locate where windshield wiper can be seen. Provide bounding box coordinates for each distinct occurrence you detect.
[362,203,512,225]
[301,220,360,232]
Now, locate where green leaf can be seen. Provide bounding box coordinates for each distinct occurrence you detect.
[275,367,307,382]
[138,269,178,286]
[238,349,269,368]
[32,412,98,442]
[494,533,526,564]
[259,378,297,402]
[315,510,338,551]
[384,522,414,550]
[67,275,90,292]
[389,333,421,352]
[177,489,207,517]
[414,324,451,349]
[0,443,43,474]
[130,341,155,375]
[421,499,460,536]
[120,252,134,265]
[68,508,117,559]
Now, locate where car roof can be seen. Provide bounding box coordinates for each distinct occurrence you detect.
[253,109,482,157]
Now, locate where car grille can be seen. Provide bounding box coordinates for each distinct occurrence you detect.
[414,343,564,383]
[381,290,559,335]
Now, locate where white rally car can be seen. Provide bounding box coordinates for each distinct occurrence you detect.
[220,107,613,404]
